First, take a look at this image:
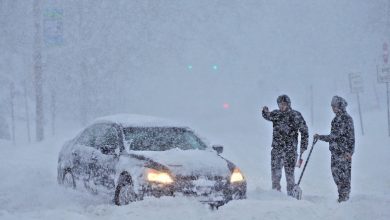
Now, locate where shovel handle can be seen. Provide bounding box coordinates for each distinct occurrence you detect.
[296,139,317,185]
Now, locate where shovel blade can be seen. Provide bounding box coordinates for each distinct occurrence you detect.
[295,158,303,168]
[291,184,302,200]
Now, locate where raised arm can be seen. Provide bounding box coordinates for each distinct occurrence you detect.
[262,106,274,121]
[317,118,336,142]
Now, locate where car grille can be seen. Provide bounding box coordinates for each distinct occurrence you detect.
[174,175,228,197]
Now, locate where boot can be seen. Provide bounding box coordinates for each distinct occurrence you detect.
[337,195,349,203]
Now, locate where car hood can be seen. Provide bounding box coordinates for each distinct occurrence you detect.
[130,148,232,177]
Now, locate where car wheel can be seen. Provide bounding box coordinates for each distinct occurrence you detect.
[63,169,76,189]
[114,174,137,205]
[232,190,246,200]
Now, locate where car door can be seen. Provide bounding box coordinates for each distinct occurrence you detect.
[90,123,121,193]
[71,126,97,185]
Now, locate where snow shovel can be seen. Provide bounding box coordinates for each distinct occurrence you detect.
[291,139,318,200]
[295,152,303,168]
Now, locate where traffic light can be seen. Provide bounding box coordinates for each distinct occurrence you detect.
[223,103,230,109]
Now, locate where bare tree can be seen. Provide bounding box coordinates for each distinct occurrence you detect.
[34,0,44,141]
[24,81,31,143]
[9,82,15,143]
[50,88,56,136]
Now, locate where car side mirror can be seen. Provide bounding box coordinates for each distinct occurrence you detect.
[212,145,223,154]
[124,139,134,154]
[100,145,116,155]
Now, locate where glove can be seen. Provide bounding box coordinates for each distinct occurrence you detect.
[262,106,269,113]
[313,134,320,142]
[296,152,304,168]
[345,153,352,161]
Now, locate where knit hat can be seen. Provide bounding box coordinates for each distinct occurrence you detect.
[331,96,348,110]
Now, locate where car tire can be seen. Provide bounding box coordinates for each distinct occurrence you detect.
[62,169,76,189]
[114,174,137,206]
[232,190,246,200]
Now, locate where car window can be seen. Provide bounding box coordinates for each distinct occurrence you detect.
[123,127,207,151]
[94,124,120,155]
[76,126,96,147]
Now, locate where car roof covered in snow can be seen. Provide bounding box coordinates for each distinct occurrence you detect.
[92,114,188,128]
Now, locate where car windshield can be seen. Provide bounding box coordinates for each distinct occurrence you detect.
[123,127,208,151]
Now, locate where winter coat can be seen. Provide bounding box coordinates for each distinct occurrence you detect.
[319,110,355,155]
[262,108,308,153]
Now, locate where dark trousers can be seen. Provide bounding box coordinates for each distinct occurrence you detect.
[331,153,352,199]
[271,148,297,195]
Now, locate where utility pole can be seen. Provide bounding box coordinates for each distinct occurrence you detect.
[387,82,390,136]
[34,0,44,141]
[377,0,390,136]
[23,82,31,143]
[377,65,390,137]
[310,85,314,127]
[356,92,364,135]
[51,89,56,136]
[349,73,365,136]
[386,0,390,137]
[78,1,88,126]
[10,83,15,143]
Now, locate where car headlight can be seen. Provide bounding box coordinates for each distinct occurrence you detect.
[146,168,174,184]
[230,168,245,183]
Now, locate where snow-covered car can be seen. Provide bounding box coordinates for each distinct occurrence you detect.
[57,114,246,206]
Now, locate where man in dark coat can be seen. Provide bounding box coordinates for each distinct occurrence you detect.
[314,96,355,202]
[262,95,309,196]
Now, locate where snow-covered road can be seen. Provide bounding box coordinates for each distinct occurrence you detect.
[1,118,389,220]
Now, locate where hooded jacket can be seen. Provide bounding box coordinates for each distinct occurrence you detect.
[262,95,309,152]
[319,96,355,155]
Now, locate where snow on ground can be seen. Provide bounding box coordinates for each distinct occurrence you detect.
[0,111,390,220]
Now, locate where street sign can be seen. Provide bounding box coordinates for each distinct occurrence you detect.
[377,64,390,83]
[349,73,364,93]
[379,42,390,137]
[43,8,64,47]
[349,73,364,135]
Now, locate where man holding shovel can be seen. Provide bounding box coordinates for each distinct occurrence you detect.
[262,95,309,197]
[314,96,355,203]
